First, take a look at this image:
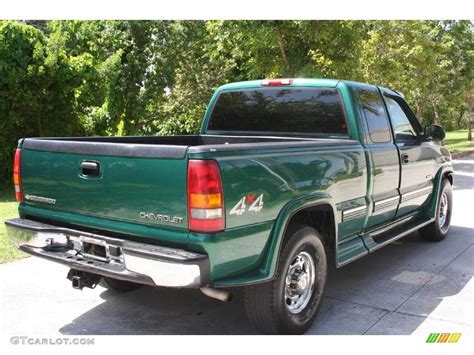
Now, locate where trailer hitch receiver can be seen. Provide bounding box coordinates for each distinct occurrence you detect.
[67,269,101,290]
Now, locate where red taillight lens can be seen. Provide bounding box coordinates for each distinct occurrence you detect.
[187,160,224,233]
[13,148,24,202]
[261,79,293,86]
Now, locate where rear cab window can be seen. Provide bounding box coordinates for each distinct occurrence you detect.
[206,87,349,138]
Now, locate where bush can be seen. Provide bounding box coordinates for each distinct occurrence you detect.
[0,21,83,186]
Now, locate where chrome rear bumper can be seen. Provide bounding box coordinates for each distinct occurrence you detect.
[5,218,209,288]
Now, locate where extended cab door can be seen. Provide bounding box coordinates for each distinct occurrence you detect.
[353,85,401,229]
[381,91,437,217]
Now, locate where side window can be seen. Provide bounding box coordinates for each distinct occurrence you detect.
[384,96,417,141]
[356,88,391,143]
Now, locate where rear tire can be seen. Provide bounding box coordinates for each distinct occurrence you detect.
[243,226,327,334]
[99,277,143,292]
[419,178,452,242]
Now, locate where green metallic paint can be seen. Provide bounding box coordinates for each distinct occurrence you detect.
[187,220,274,282]
[214,194,336,287]
[188,141,368,284]
[215,146,367,231]
[20,149,189,233]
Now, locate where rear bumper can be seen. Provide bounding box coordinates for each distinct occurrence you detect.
[5,218,209,288]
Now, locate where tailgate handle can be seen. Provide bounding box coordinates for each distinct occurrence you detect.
[81,161,100,177]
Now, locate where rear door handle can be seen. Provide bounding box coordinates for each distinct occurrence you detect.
[401,154,410,164]
[81,161,100,177]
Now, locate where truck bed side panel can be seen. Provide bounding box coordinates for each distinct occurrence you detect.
[187,144,367,281]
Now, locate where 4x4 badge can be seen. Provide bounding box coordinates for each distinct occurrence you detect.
[229,194,264,216]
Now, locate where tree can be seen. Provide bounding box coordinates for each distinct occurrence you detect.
[0,21,82,184]
[47,20,179,136]
[210,20,368,80]
[153,21,237,135]
[1,20,473,186]
[360,21,473,128]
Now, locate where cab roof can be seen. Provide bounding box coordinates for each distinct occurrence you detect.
[216,78,404,98]
[217,78,340,91]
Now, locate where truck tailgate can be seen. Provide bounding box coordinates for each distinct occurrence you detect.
[19,139,189,234]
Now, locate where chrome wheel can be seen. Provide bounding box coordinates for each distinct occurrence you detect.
[284,251,315,314]
[438,191,449,229]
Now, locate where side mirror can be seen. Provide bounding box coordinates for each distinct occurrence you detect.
[423,124,446,141]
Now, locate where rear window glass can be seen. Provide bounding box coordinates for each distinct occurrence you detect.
[206,88,348,136]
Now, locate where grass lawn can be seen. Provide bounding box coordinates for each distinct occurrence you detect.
[0,188,26,263]
[445,129,474,153]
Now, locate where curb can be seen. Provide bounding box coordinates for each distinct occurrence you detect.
[451,150,474,159]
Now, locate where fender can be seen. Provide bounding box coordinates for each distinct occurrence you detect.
[428,165,453,219]
[213,192,336,287]
[260,192,336,282]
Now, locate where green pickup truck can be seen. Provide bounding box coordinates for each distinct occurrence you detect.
[6,78,453,334]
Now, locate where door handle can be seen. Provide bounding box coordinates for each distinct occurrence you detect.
[81,161,100,177]
[401,154,410,164]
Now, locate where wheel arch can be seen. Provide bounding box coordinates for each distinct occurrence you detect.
[259,193,337,282]
[428,166,454,218]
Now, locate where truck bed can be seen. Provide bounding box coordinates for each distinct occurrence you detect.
[18,134,359,248]
[22,135,354,159]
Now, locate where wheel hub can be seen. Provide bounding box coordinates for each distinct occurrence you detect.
[438,191,449,228]
[284,251,316,314]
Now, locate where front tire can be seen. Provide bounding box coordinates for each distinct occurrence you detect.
[419,178,453,242]
[243,226,327,334]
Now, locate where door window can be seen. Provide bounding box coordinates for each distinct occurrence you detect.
[384,96,417,142]
[356,88,392,143]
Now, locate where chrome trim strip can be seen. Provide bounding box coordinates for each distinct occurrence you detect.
[374,196,400,207]
[401,186,433,202]
[369,211,418,237]
[403,185,433,198]
[345,206,366,214]
[373,195,400,211]
[342,205,366,221]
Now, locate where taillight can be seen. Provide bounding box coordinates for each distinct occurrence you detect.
[187,160,224,233]
[13,148,24,202]
[261,79,293,86]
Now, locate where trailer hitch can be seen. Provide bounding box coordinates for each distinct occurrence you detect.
[67,269,101,290]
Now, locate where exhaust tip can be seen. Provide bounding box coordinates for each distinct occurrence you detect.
[200,286,232,302]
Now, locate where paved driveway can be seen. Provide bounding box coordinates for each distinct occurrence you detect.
[1,155,472,335]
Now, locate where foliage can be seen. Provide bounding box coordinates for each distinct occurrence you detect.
[0,20,473,185]
[0,21,82,185]
[214,20,368,80]
[0,189,23,263]
[359,21,473,127]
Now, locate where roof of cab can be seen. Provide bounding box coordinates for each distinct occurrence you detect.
[217,78,341,91]
[216,78,404,98]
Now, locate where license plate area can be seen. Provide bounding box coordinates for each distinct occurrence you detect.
[80,237,109,262]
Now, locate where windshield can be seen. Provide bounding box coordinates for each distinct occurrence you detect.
[206,87,348,137]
